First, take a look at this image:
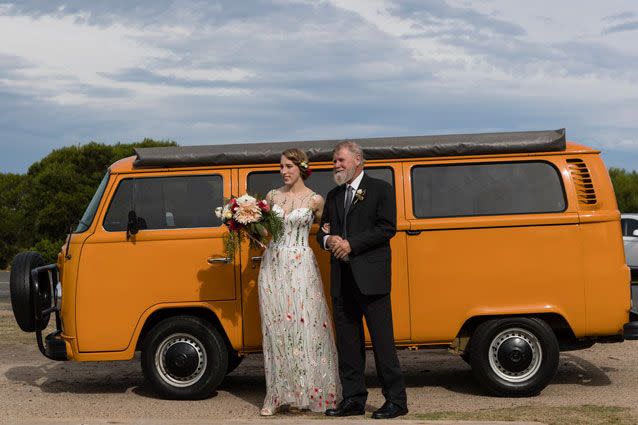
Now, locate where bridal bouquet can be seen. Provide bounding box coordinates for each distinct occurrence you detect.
[215,194,284,260]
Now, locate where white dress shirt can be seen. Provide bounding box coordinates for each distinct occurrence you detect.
[323,171,364,250]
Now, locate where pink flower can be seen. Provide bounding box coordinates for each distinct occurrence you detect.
[300,317,305,324]
[286,313,292,321]
[322,322,327,328]
[259,200,270,212]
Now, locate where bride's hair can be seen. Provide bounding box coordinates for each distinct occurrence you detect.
[282,148,311,180]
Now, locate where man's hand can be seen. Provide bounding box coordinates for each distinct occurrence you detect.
[326,235,342,250]
[332,239,352,260]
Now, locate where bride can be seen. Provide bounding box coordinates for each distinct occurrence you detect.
[258,148,341,415]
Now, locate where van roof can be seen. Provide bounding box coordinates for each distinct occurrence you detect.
[110,129,597,173]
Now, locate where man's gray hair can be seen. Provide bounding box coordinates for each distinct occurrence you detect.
[333,140,366,164]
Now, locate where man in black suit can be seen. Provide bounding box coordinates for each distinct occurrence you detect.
[317,141,407,419]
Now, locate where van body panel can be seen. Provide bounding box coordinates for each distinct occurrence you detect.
[69,301,239,360]
[573,155,631,336]
[402,157,586,341]
[75,170,237,353]
[405,223,585,341]
[59,171,120,344]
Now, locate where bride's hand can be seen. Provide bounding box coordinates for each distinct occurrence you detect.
[321,223,331,234]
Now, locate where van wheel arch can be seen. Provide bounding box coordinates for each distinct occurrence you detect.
[136,307,233,353]
[136,307,242,373]
[456,313,575,352]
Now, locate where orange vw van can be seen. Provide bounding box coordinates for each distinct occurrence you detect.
[10,129,638,399]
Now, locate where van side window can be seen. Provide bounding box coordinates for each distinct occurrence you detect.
[622,219,638,237]
[247,167,394,198]
[411,162,566,218]
[103,175,224,231]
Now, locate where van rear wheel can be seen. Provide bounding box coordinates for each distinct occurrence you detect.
[469,317,559,396]
[141,316,228,399]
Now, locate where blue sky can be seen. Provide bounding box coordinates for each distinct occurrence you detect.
[0,0,637,173]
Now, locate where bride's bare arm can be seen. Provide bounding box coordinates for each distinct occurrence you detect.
[310,194,325,223]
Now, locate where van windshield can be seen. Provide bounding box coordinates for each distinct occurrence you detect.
[75,171,110,233]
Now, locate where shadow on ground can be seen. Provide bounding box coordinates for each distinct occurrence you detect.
[3,348,612,409]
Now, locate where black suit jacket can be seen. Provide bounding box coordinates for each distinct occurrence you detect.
[316,173,397,296]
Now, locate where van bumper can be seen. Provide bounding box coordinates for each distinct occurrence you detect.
[44,330,69,360]
[31,264,68,361]
[624,320,638,340]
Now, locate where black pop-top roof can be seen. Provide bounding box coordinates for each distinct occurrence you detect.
[133,128,566,168]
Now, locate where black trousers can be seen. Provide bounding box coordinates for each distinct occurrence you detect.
[332,263,407,409]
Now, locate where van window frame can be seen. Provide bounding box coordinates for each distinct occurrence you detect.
[246,165,395,198]
[75,171,111,233]
[102,173,225,232]
[410,159,568,219]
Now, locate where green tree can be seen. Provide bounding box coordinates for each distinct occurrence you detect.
[609,168,638,213]
[0,139,176,267]
[0,173,29,267]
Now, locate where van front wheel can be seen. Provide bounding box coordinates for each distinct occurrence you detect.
[141,316,228,399]
[469,317,559,397]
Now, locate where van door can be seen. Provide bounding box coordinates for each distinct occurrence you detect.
[238,164,410,350]
[403,158,583,343]
[76,170,237,352]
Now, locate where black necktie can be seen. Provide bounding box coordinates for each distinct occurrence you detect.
[343,185,354,237]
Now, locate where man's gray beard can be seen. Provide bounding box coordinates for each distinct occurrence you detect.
[333,168,354,185]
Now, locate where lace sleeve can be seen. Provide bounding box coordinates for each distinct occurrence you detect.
[266,189,277,205]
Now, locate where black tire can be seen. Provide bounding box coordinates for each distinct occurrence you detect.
[9,251,51,332]
[469,317,559,397]
[141,316,228,399]
[226,351,244,374]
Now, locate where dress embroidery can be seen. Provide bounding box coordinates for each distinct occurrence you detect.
[258,189,341,412]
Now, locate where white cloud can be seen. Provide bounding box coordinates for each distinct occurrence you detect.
[0,0,637,173]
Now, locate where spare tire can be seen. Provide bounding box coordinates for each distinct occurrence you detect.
[10,252,51,332]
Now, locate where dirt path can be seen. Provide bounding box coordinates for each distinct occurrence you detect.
[1,308,637,424]
[0,271,9,304]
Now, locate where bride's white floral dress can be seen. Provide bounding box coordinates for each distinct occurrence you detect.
[258,189,341,413]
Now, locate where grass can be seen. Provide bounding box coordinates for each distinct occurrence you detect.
[415,405,635,425]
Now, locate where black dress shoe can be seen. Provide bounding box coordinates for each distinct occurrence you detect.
[372,401,408,419]
[325,398,365,417]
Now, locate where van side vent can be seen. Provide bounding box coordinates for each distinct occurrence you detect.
[567,158,597,205]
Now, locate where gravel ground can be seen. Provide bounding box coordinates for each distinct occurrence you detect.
[1,270,637,424]
[0,271,9,302]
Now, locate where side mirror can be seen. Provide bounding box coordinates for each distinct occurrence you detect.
[633,229,638,237]
[127,210,139,239]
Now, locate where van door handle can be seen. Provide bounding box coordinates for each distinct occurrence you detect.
[207,257,232,264]
[251,256,262,268]
[406,230,422,236]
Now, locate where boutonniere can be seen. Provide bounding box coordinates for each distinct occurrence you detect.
[353,188,366,204]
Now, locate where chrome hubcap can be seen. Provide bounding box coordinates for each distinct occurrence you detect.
[488,327,542,382]
[155,333,207,387]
